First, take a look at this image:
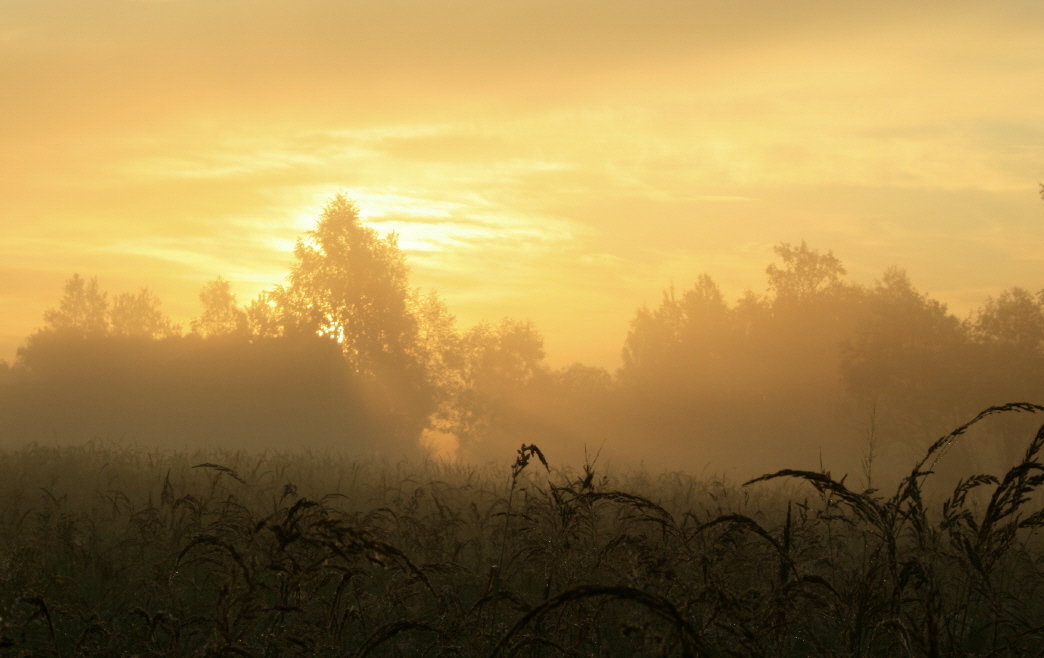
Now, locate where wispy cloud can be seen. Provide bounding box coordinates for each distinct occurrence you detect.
[1,0,1043,366]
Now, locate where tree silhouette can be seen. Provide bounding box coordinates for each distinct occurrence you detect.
[283,195,419,377]
[110,288,177,338]
[42,274,109,337]
[191,277,247,338]
[412,289,463,434]
[970,287,1044,353]
[244,289,284,339]
[35,275,176,340]
[275,194,434,438]
[964,286,1044,430]
[452,319,545,450]
[621,274,730,382]
[840,267,968,440]
[766,241,847,305]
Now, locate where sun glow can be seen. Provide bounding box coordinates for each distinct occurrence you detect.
[2,0,1043,370]
[419,428,460,462]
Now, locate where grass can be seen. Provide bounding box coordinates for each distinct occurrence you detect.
[0,403,1043,656]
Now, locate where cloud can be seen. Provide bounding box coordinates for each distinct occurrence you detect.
[2,0,1043,367]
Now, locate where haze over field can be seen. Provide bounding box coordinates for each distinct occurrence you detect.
[3,0,1043,369]
[2,0,1044,488]
[5,8,1044,653]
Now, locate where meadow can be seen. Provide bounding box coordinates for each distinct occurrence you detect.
[1,403,1043,657]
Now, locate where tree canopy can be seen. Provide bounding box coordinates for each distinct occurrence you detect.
[283,194,419,378]
[765,240,847,305]
[41,274,109,337]
[191,277,247,338]
[110,288,176,339]
[5,206,1043,478]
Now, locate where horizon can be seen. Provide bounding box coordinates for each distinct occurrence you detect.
[3,225,1039,373]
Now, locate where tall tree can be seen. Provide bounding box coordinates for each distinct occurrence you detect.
[191,277,247,338]
[41,274,109,337]
[279,194,432,438]
[245,288,285,339]
[411,289,463,433]
[453,319,546,448]
[969,287,1044,354]
[841,267,969,439]
[284,195,419,378]
[765,241,847,306]
[110,288,176,339]
[621,274,730,381]
[964,286,1044,424]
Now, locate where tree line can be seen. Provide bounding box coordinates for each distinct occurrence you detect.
[2,194,1042,479]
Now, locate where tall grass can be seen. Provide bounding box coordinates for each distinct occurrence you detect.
[0,404,1042,656]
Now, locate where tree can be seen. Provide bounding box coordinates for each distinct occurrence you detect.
[621,274,730,380]
[411,290,463,432]
[964,287,1044,431]
[245,288,285,339]
[840,267,969,440]
[191,277,247,338]
[453,319,546,449]
[969,287,1044,354]
[275,194,433,439]
[552,363,612,396]
[8,270,388,451]
[765,241,847,305]
[284,195,419,378]
[37,275,176,340]
[110,288,177,338]
[41,274,109,337]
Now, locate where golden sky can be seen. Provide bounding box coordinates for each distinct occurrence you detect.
[2,0,1043,368]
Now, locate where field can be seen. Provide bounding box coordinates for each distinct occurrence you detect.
[2,404,1044,657]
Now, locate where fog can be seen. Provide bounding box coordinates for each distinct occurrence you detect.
[2,195,1041,487]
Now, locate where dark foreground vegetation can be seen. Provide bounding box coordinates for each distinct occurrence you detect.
[2,403,1043,657]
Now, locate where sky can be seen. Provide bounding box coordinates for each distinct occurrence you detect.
[2,0,1043,369]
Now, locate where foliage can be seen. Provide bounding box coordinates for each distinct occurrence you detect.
[450,319,546,453]
[615,244,869,473]
[33,275,177,342]
[765,240,847,306]
[411,289,463,432]
[1,332,383,451]
[110,287,177,339]
[40,274,110,338]
[840,268,970,436]
[191,277,247,338]
[621,274,730,381]
[274,194,435,439]
[968,286,1044,356]
[284,195,419,378]
[9,219,1044,476]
